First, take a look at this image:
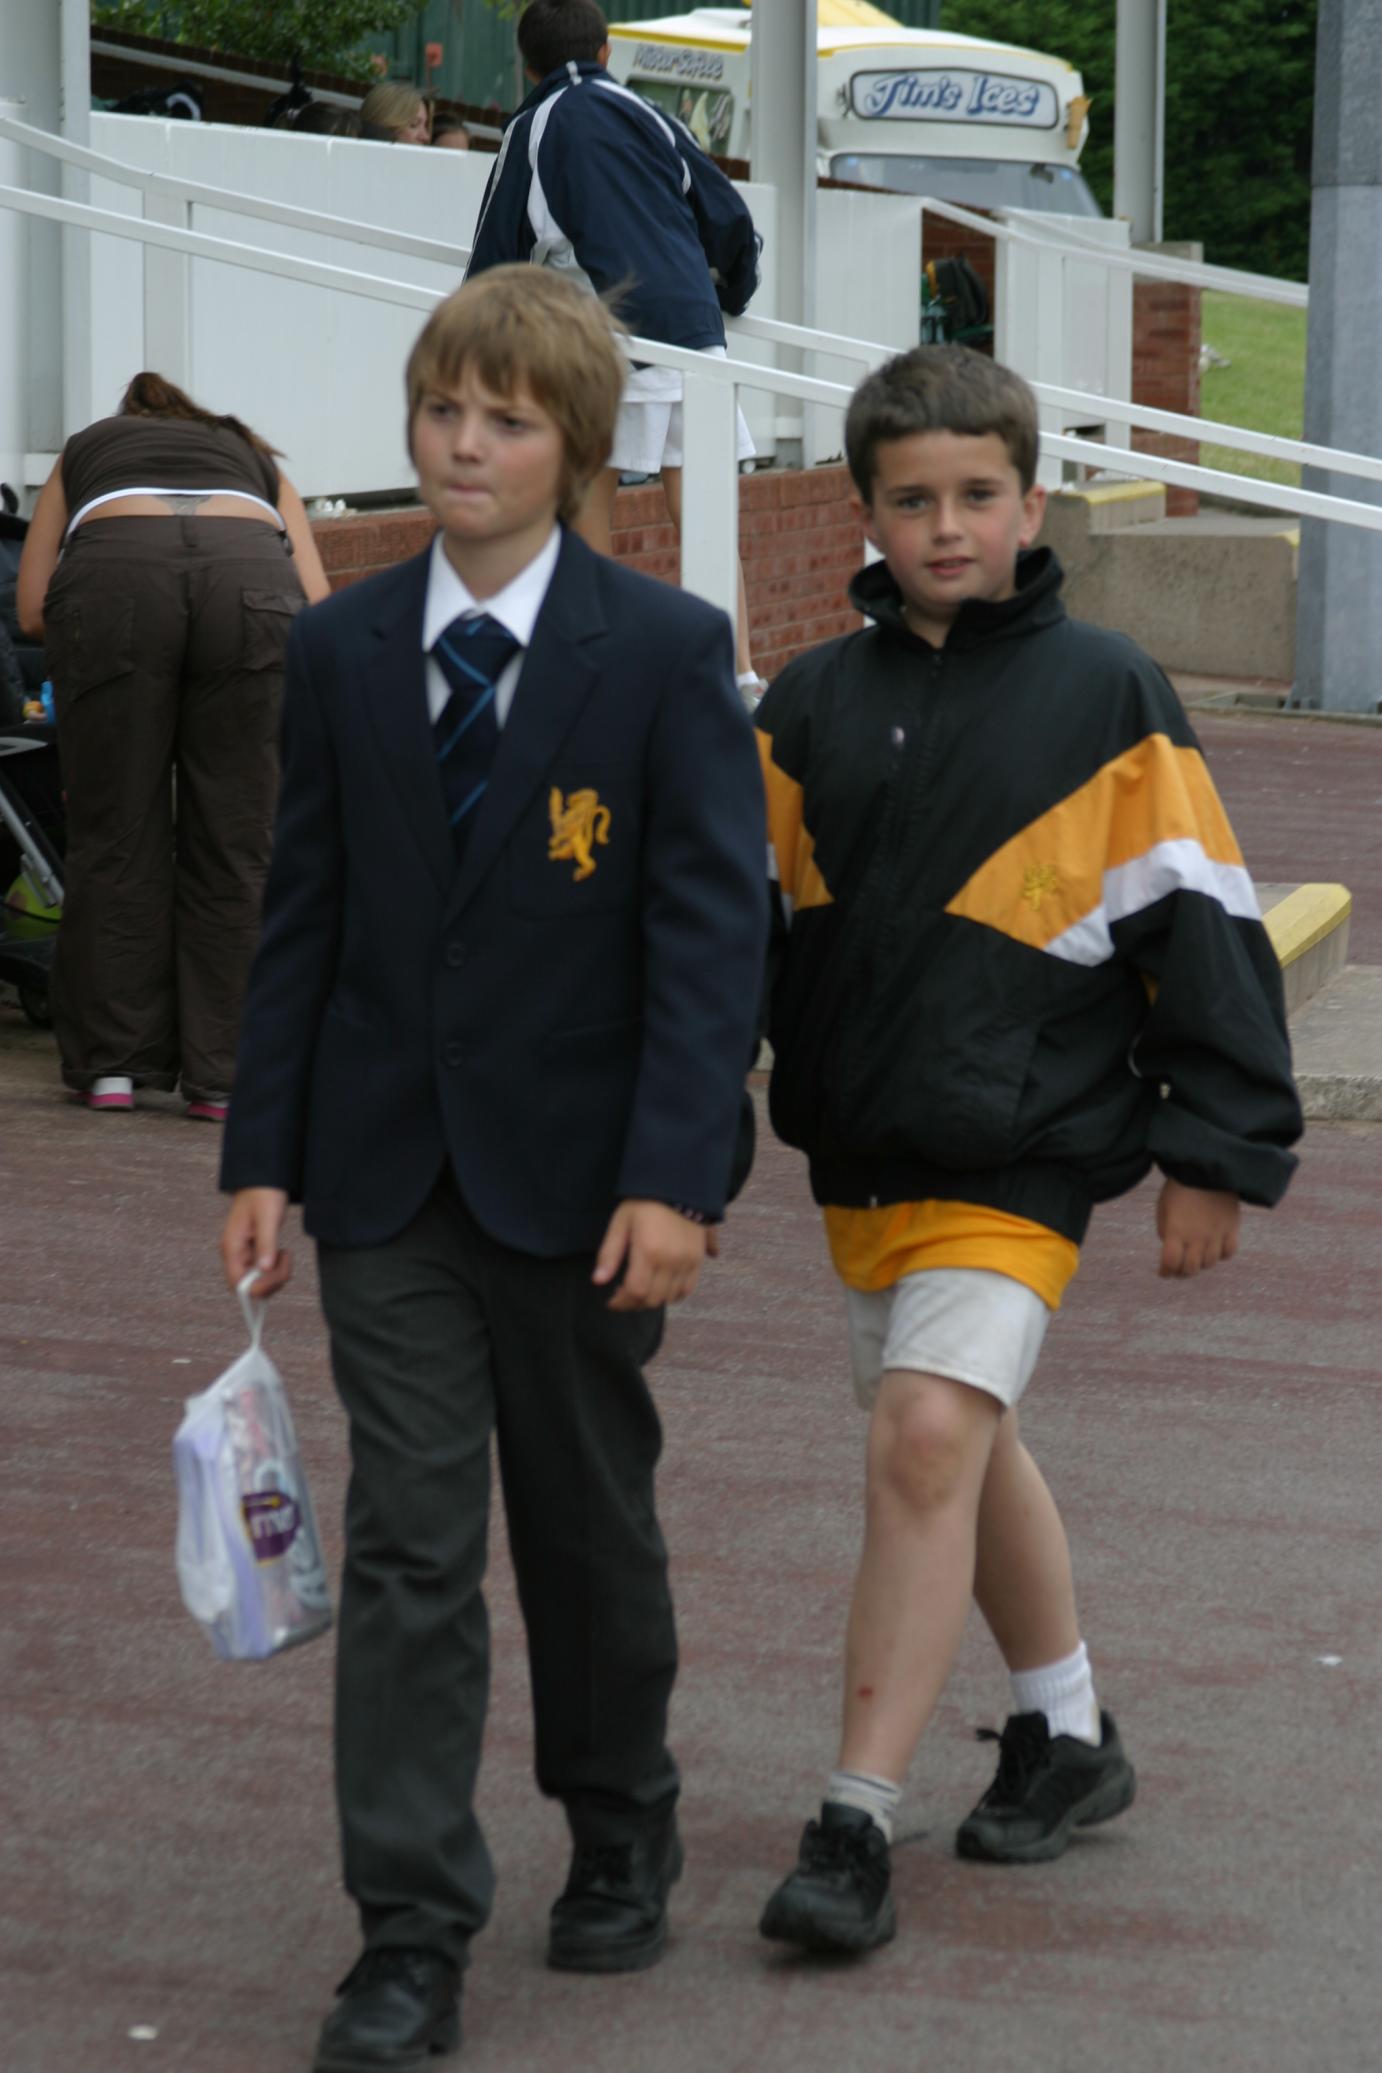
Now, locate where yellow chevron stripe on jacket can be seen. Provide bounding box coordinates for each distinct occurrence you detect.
[945,733,1258,965]
[757,730,834,915]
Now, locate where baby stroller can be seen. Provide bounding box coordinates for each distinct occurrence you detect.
[0,490,63,1027]
[0,721,63,1026]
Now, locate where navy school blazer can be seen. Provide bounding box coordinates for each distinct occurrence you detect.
[220,528,769,1256]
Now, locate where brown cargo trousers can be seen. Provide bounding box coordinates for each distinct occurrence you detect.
[43,517,306,1101]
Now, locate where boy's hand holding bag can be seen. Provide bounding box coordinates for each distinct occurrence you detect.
[173,1272,332,1661]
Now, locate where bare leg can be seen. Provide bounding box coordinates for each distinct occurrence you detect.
[837,1370,1003,1781]
[972,1409,1081,1672]
[660,465,755,677]
[572,466,622,558]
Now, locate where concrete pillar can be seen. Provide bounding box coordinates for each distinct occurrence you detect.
[1293,0,1382,713]
[0,0,92,477]
[0,102,28,496]
[749,0,816,328]
[750,0,816,464]
[0,0,62,464]
[60,0,94,444]
[1113,0,1165,244]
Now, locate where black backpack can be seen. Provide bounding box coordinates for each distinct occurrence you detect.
[0,485,43,715]
[921,256,991,345]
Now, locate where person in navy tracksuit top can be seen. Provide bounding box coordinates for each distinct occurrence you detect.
[467,0,767,696]
[219,268,767,2072]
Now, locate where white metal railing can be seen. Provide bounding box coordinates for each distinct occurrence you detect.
[921,194,1309,310]
[0,112,470,268]
[89,39,359,112]
[1039,432,1382,534]
[1036,382,1382,490]
[4,114,1376,635]
[86,41,508,143]
[0,179,448,310]
[7,175,1374,549]
[0,113,883,376]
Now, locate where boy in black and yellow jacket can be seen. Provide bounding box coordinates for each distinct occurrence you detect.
[756,345,1301,1955]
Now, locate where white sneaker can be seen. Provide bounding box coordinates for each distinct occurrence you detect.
[84,1076,134,1111]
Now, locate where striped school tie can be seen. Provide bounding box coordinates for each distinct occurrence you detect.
[431,612,521,864]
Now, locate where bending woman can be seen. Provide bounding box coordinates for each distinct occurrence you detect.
[16,371,330,1118]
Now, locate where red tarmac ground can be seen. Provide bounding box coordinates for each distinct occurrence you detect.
[4,709,1382,2073]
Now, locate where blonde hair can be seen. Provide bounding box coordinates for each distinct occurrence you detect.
[359,81,430,140]
[405,268,626,523]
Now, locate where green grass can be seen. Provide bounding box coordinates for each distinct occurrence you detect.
[1197,289,1307,488]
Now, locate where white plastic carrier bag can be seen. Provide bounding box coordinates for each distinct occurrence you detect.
[173,1271,333,1660]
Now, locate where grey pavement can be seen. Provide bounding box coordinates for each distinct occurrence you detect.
[4,706,1382,2072]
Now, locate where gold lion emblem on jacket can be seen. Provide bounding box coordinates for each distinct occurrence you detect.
[548,787,611,881]
[1021,863,1062,912]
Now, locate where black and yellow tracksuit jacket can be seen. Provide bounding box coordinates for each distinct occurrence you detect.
[755,549,1302,1248]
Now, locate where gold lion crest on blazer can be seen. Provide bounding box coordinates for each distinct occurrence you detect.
[548,787,611,881]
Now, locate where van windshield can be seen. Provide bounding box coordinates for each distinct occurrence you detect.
[635,78,735,156]
[828,153,1101,217]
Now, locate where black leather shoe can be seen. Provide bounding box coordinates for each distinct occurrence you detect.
[312,1947,461,2072]
[547,1818,684,1973]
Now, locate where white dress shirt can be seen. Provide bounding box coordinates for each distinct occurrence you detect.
[420,526,562,728]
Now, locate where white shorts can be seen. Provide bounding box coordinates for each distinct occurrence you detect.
[611,346,757,476]
[845,1268,1052,1413]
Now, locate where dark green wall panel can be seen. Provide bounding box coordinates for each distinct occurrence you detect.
[369,2,943,113]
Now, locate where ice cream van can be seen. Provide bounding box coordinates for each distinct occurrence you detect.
[606,2,1098,216]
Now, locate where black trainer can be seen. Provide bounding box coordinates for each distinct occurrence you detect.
[759,1803,896,1954]
[547,1817,684,1973]
[956,1709,1136,1865]
[312,1947,460,2072]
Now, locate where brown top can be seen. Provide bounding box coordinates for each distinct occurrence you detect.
[61,416,280,514]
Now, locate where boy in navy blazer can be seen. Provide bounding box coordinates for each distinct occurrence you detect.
[220,267,767,2071]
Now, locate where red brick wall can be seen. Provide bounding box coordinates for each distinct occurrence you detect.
[313,463,866,682]
[1132,271,1202,518]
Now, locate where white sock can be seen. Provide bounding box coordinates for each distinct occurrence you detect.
[1010,1640,1102,1745]
[825,1768,901,1843]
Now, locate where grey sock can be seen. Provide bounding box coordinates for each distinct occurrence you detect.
[825,1769,901,1843]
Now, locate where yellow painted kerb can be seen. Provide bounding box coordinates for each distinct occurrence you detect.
[1261,882,1352,967]
[1075,481,1162,507]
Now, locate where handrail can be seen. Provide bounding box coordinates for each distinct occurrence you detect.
[87,41,505,140]
[89,39,360,110]
[0,111,472,271]
[1018,207,1310,306]
[725,311,888,368]
[0,181,859,410]
[6,108,1311,316]
[6,126,1371,528]
[920,194,1309,310]
[3,176,1365,484]
[1043,430,1382,535]
[0,181,445,312]
[1034,382,1382,486]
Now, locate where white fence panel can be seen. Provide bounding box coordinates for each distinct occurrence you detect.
[90,114,480,495]
[810,188,921,462]
[994,211,1133,487]
[81,122,796,496]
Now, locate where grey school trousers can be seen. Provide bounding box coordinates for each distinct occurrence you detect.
[43,517,304,1099]
[317,1171,680,1966]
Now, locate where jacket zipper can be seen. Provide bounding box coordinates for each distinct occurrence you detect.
[835,640,948,1126]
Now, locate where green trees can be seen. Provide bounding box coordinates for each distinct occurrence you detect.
[92,2,432,82]
[941,0,1317,279]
